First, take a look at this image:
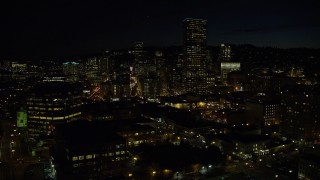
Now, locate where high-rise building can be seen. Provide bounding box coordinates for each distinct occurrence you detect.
[218,44,232,62]
[183,18,208,94]
[220,62,241,79]
[63,62,80,82]
[85,58,99,81]
[217,44,241,83]
[26,83,83,139]
[133,42,146,77]
[155,51,169,96]
[11,61,27,73]
[141,75,158,99]
[99,51,114,76]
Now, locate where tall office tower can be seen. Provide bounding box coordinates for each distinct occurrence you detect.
[99,51,114,74]
[11,61,27,73]
[26,83,82,139]
[99,51,114,81]
[183,18,208,95]
[218,44,232,62]
[132,42,158,98]
[63,61,80,82]
[218,44,240,82]
[220,62,241,79]
[133,42,146,77]
[155,51,169,96]
[85,57,99,81]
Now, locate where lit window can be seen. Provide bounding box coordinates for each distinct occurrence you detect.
[86,155,92,159]
[72,156,78,161]
[79,156,84,160]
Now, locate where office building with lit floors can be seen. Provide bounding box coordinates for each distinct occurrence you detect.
[63,61,81,82]
[26,82,82,140]
[53,121,128,179]
[183,18,208,95]
[245,98,280,133]
[280,85,320,144]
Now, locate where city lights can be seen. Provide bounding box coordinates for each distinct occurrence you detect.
[0,1,319,179]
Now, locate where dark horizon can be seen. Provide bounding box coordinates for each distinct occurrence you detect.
[3,43,320,63]
[2,43,320,62]
[1,0,320,60]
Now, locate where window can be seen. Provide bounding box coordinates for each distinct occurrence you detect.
[72,156,78,161]
[86,155,92,159]
[79,156,84,160]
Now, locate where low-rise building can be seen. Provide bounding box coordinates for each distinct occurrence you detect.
[54,121,128,179]
[298,151,320,179]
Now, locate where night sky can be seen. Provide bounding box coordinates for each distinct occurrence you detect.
[1,0,320,60]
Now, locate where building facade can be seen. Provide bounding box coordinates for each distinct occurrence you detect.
[54,121,128,179]
[183,18,208,95]
[63,61,80,82]
[27,83,82,139]
[280,85,320,143]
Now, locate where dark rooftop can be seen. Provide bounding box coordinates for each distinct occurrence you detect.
[55,120,124,146]
[214,133,270,144]
[300,150,320,163]
[30,82,82,96]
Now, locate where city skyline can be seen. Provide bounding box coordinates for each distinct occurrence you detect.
[1,3,320,176]
[1,0,320,60]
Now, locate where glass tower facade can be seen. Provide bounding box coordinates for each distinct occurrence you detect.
[183,18,207,94]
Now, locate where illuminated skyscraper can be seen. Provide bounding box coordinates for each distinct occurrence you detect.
[85,57,99,81]
[63,61,80,82]
[27,83,83,139]
[183,18,207,94]
[133,42,146,77]
[218,44,240,82]
[218,44,232,62]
